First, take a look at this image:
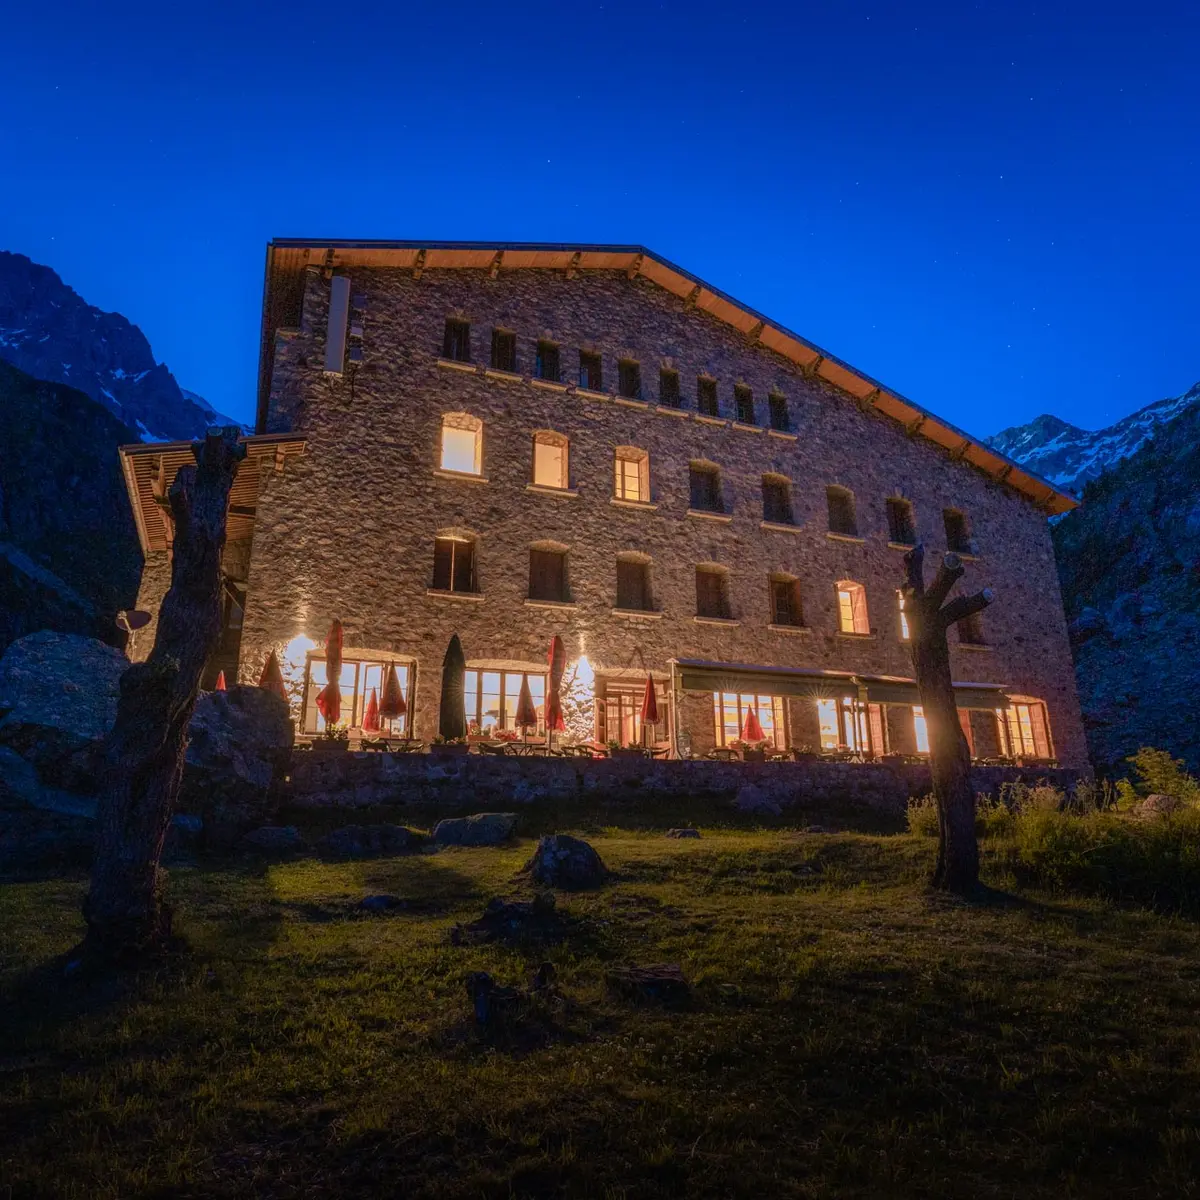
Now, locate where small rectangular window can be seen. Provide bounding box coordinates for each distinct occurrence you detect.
[615,454,645,502]
[616,560,651,611]
[533,438,567,489]
[535,340,560,382]
[944,509,974,554]
[762,478,792,524]
[689,465,722,512]
[529,548,568,603]
[490,329,517,372]
[696,568,730,619]
[443,319,471,362]
[827,487,858,536]
[768,392,789,431]
[697,377,719,416]
[887,499,916,545]
[432,537,477,593]
[659,369,680,407]
[770,578,803,626]
[734,384,755,425]
[579,351,603,392]
[618,359,642,400]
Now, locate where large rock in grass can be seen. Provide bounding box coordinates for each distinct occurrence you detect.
[0,631,126,790]
[1140,793,1182,817]
[177,686,294,848]
[432,812,517,847]
[523,834,608,890]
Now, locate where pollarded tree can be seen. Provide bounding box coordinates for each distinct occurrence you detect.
[902,545,994,894]
[83,428,245,965]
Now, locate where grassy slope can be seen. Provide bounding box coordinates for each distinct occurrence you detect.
[3,804,1200,1198]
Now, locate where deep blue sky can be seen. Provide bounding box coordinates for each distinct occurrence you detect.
[2,1,1197,433]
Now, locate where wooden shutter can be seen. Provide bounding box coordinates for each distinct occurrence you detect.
[617,561,646,610]
[851,585,869,633]
[530,549,565,602]
[696,570,724,618]
[452,541,476,593]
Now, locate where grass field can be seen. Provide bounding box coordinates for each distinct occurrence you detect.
[3,798,1200,1198]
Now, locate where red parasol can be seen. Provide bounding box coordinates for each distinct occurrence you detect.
[515,674,538,731]
[214,670,227,691]
[362,687,381,733]
[315,618,344,725]
[640,675,659,724]
[545,635,567,739]
[379,663,407,721]
[258,650,288,703]
[741,705,766,744]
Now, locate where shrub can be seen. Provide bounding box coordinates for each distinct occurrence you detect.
[1006,806,1200,914]
[1124,747,1200,806]
[906,794,939,838]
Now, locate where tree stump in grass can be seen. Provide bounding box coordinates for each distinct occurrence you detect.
[82,428,245,967]
[902,544,994,895]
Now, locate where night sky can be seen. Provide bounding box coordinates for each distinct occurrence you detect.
[2,1,1197,433]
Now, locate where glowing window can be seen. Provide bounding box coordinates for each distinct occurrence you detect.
[440,414,482,475]
[837,581,869,634]
[712,692,787,749]
[615,447,649,502]
[898,590,910,640]
[303,656,410,736]
[532,432,568,489]
[913,705,931,754]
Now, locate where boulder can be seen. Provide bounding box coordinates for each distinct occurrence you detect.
[359,893,407,913]
[1140,793,1182,817]
[523,834,608,890]
[450,893,566,945]
[665,827,701,839]
[178,685,294,848]
[733,783,782,816]
[606,963,690,1005]
[432,812,517,847]
[239,825,307,856]
[0,631,126,791]
[319,823,419,859]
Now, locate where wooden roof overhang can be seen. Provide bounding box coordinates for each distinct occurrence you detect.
[259,240,1077,516]
[119,433,307,555]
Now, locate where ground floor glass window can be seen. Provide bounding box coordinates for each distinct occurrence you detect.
[464,669,546,736]
[303,657,410,735]
[712,693,787,749]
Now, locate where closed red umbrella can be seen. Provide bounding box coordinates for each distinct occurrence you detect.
[214,670,227,692]
[258,650,288,703]
[545,635,567,749]
[515,674,538,734]
[315,618,344,725]
[362,687,381,733]
[640,675,659,724]
[741,705,766,744]
[379,664,407,723]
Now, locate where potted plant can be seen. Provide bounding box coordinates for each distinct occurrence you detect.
[310,724,349,757]
[791,743,819,763]
[430,734,470,756]
[608,739,643,759]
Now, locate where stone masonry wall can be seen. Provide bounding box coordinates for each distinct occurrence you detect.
[239,265,1089,768]
[287,750,1083,816]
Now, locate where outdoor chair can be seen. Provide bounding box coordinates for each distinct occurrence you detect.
[706,748,738,762]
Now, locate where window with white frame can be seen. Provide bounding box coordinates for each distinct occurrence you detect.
[440,413,482,475]
[837,581,869,634]
[464,669,546,736]
[532,431,569,489]
[303,656,411,735]
[713,692,787,748]
[614,446,649,502]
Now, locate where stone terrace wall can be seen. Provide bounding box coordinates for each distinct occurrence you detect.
[287,751,1082,817]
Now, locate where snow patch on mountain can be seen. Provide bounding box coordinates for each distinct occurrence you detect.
[987,382,1200,496]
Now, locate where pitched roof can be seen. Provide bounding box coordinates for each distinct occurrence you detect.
[260,239,1076,515]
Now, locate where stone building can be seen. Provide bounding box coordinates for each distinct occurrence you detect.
[119,241,1086,767]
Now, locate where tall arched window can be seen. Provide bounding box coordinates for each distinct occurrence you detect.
[531,430,569,489]
[440,413,482,475]
[836,580,869,634]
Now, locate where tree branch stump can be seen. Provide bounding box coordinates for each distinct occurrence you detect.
[903,544,994,895]
[82,428,245,965]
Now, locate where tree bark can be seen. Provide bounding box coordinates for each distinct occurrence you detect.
[903,545,994,894]
[82,428,245,964]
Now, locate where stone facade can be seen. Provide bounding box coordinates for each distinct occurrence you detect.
[202,257,1085,768]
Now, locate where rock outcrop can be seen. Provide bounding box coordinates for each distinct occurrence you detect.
[523,834,608,890]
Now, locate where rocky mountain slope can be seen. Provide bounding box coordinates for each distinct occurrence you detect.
[988,382,1200,496]
[1049,398,1200,776]
[0,251,239,442]
[0,360,141,651]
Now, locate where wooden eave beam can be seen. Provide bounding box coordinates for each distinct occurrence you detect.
[489,250,504,279]
[566,251,581,280]
[950,439,971,462]
[683,284,701,309]
[626,252,644,280]
[906,415,927,438]
[994,464,1013,484]
[746,319,765,344]
[857,388,881,413]
[412,249,426,280]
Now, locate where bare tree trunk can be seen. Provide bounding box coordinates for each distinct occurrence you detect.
[903,545,994,895]
[82,429,245,965]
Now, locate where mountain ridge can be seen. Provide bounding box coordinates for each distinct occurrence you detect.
[0,250,241,442]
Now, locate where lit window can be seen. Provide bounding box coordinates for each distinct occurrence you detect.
[615,447,649,502]
[913,706,930,753]
[532,431,568,489]
[604,680,669,747]
[464,669,546,736]
[999,702,1052,759]
[440,414,482,475]
[303,656,410,735]
[897,590,910,640]
[837,581,869,634]
[816,697,871,752]
[712,692,787,749]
